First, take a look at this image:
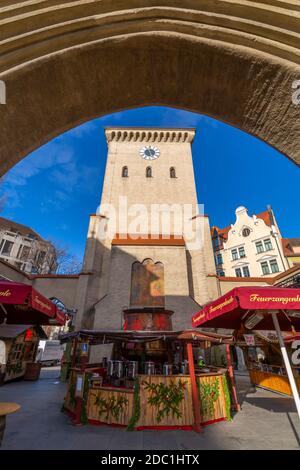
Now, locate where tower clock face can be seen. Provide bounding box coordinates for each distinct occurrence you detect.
[139,145,160,160]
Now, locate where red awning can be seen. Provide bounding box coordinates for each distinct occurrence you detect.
[192,287,300,331]
[0,280,67,326]
[284,334,300,344]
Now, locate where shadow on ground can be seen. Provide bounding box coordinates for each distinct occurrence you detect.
[0,368,299,450]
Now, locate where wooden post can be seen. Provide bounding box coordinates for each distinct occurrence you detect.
[186,342,202,433]
[272,311,300,420]
[73,396,83,426]
[72,372,85,426]
[226,344,240,411]
[71,337,78,368]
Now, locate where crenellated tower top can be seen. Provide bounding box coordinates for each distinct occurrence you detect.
[105,127,195,144]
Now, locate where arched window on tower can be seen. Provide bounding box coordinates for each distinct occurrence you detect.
[146,166,152,178]
[170,167,176,178]
[122,166,128,177]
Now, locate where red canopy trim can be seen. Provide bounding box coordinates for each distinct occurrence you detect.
[30,291,56,317]
[0,281,67,326]
[284,334,300,344]
[54,308,68,326]
[192,287,300,331]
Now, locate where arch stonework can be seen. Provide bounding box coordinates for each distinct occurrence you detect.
[0,1,300,173]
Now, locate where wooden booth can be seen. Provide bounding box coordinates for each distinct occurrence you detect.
[192,286,300,420]
[0,324,47,384]
[61,329,235,431]
[0,280,67,384]
[239,331,300,397]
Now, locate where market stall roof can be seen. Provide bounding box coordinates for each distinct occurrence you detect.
[0,280,67,326]
[192,287,300,331]
[60,329,234,345]
[284,334,300,343]
[0,324,47,339]
[191,286,300,420]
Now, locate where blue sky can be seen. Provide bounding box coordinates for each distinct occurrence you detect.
[1,106,299,261]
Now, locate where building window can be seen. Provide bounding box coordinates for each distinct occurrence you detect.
[238,246,246,258]
[146,166,152,178]
[264,238,272,251]
[122,166,128,177]
[20,245,30,261]
[37,251,46,265]
[255,241,264,254]
[261,261,270,275]
[1,240,14,256]
[235,268,242,277]
[270,259,279,273]
[242,228,251,237]
[17,244,23,258]
[27,233,36,240]
[218,270,225,277]
[170,167,176,178]
[242,266,250,277]
[10,343,23,361]
[232,249,238,261]
[212,237,220,249]
[216,253,223,265]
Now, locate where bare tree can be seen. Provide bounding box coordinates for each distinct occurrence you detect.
[51,242,82,275]
[29,239,82,275]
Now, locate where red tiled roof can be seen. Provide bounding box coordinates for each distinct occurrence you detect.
[211,225,231,241]
[256,210,272,228]
[0,216,43,241]
[217,276,274,284]
[211,210,272,241]
[281,238,300,257]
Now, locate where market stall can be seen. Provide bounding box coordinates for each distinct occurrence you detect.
[0,280,67,384]
[242,331,300,396]
[0,324,47,384]
[192,286,300,419]
[60,329,234,431]
[0,280,67,326]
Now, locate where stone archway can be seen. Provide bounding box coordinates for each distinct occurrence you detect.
[0,1,300,173]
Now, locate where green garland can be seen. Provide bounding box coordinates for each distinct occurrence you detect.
[198,378,220,418]
[94,394,129,421]
[127,378,141,431]
[68,381,76,408]
[142,379,187,423]
[80,373,91,425]
[222,374,232,421]
[6,361,23,376]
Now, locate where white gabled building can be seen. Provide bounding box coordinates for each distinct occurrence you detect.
[211,206,289,279]
[0,217,56,274]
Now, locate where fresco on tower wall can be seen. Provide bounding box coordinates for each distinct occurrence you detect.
[130,259,165,307]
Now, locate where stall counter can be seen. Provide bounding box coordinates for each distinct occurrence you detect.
[63,368,232,429]
[249,364,300,396]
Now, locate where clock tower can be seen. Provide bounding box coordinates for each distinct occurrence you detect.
[75,128,218,336]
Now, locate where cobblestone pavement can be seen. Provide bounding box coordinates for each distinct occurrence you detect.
[0,368,299,450]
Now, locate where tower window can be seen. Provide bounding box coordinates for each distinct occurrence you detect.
[170,167,176,178]
[122,166,128,177]
[146,166,152,178]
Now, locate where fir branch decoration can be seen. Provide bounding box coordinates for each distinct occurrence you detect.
[68,381,76,407]
[222,374,232,421]
[127,378,141,431]
[94,394,129,421]
[142,379,187,423]
[6,361,23,376]
[80,373,92,425]
[198,378,220,418]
